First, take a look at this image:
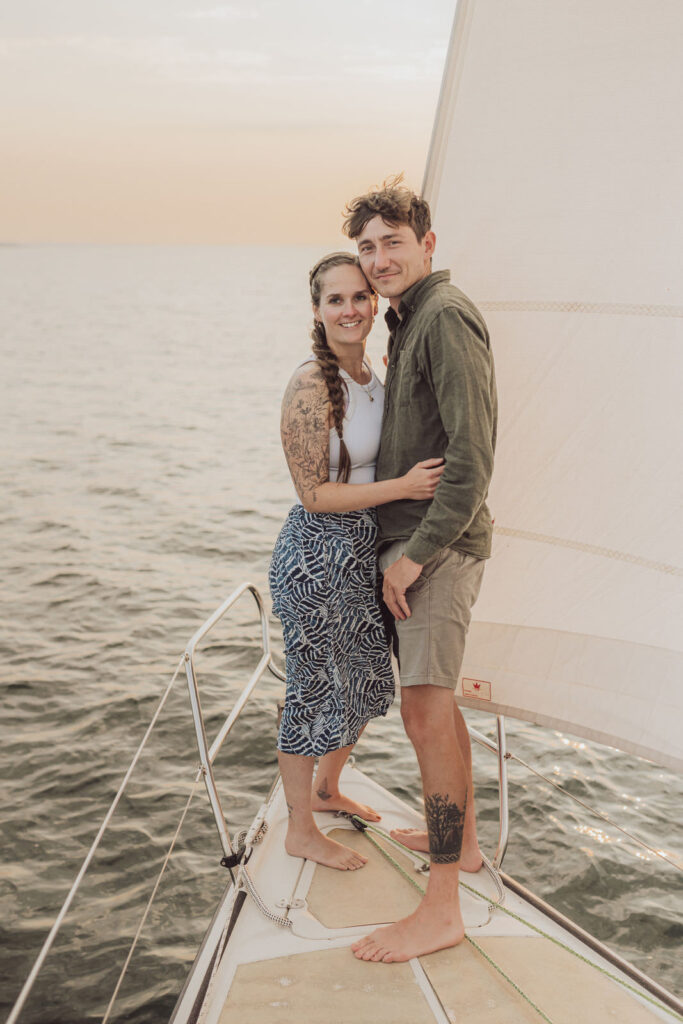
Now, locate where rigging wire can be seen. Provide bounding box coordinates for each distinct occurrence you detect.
[100,769,203,1024]
[505,750,682,872]
[5,655,185,1024]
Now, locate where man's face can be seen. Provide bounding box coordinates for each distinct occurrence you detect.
[356,216,435,306]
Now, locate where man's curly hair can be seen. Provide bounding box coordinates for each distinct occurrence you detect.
[342,174,431,241]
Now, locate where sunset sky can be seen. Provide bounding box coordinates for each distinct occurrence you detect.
[1,1,455,243]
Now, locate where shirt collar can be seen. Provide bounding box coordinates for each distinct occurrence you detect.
[384,269,451,332]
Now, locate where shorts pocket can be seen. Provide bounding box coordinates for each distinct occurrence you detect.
[407,548,449,595]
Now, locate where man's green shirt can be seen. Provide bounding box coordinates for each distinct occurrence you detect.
[376,270,497,565]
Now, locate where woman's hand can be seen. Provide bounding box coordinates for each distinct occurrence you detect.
[400,458,445,500]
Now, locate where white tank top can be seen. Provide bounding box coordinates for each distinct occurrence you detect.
[330,364,385,483]
[293,358,385,499]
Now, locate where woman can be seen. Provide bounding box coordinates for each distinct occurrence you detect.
[270,252,444,871]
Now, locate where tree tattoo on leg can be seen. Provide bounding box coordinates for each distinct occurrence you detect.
[425,792,467,864]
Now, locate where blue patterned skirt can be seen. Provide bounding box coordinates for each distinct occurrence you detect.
[269,504,394,757]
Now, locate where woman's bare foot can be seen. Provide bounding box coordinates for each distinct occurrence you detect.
[389,828,483,873]
[285,828,368,870]
[311,790,381,822]
[351,900,464,962]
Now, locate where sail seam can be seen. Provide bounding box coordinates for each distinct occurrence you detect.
[479,300,683,318]
[493,526,682,577]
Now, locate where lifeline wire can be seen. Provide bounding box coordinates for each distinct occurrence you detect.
[504,751,682,872]
[101,769,203,1024]
[6,656,186,1024]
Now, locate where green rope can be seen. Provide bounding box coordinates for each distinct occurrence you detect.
[358,818,501,909]
[350,816,683,1023]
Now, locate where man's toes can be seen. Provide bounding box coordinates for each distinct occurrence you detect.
[352,940,374,958]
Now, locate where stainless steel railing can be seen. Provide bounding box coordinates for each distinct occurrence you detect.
[184,582,285,863]
[468,718,509,868]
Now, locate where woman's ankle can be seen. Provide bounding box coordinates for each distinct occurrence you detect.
[312,777,341,802]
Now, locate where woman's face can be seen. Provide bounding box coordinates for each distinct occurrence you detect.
[314,264,375,352]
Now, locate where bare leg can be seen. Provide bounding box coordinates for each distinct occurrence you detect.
[311,730,381,821]
[390,695,482,872]
[279,750,367,870]
[352,686,466,961]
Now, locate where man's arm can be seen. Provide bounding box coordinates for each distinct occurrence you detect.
[403,306,496,566]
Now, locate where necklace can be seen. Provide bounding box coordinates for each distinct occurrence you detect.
[357,373,375,401]
[343,364,375,400]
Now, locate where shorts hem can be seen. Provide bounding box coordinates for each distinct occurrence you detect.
[398,674,459,691]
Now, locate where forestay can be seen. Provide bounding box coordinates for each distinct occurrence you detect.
[424,0,683,771]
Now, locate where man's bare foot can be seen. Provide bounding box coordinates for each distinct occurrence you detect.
[389,827,429,852]
[351,901,465,962]
[389,828,483,873]
[311,791,381,822]
[285,829,368,870]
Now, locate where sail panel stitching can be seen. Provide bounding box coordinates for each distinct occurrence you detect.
[494,526,682,577]
[479,301,683,318]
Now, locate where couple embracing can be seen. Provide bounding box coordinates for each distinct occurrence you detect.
[269,178,498,963]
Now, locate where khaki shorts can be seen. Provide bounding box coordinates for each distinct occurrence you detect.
[379,541,486,689]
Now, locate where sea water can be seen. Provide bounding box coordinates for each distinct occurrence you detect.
[1,245,681,1022]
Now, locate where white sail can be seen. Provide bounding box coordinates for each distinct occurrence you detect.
[424,0,683,771]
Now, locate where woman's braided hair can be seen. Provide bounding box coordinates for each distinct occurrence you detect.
[309,252,374,485]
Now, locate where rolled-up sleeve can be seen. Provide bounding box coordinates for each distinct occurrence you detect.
[403,307,496,565]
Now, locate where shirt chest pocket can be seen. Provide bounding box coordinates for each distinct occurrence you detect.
[391,354,433,411]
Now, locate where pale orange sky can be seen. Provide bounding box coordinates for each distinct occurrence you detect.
[0,1,455,243]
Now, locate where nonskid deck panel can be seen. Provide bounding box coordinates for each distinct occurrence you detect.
[191,766,673,1024]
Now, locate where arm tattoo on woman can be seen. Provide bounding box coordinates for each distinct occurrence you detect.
[280,367,330,505]
[425,792,467,864]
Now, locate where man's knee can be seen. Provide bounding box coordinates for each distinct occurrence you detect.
[400,688,453,746]
[400,698,428,745]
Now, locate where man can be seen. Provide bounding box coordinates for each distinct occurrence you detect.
[343,178,497,963]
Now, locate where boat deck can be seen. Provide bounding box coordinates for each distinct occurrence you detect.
[173,765,672,1024]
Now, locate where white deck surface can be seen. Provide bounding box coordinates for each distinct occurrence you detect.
[174,764,672,1024]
